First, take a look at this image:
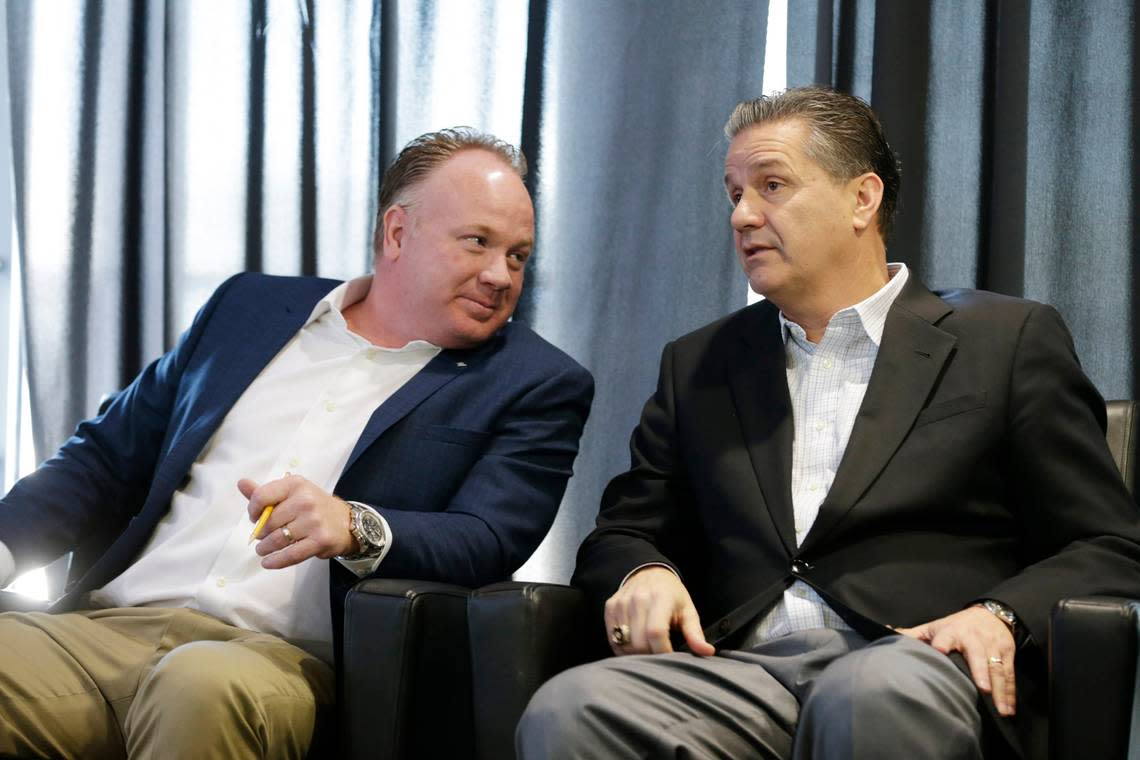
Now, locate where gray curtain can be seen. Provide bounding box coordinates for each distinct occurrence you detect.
[789,0,1139,400]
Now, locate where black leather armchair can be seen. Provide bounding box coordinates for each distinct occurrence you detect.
[463,400,1140,760]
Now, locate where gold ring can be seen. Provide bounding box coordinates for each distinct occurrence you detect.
[281,525,295,544]
[611,624,631,646]
[988,655,1003,665]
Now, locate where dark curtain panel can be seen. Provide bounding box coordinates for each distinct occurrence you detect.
[515,1,769,581]
[789,0,1138,401]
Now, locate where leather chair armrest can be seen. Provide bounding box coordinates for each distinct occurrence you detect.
[1049,596,1140,760]
[467,582,602,760]
[341,579,473,760]
[0,590,50,613]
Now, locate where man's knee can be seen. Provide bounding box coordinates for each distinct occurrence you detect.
[147,642,254,704]
[799,637,982,758]
[127,640,321,759]
[517,663,607,754]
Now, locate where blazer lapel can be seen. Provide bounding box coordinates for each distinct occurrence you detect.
[148,287,331,504]
[342,343,487,472]
[726,302,798,556]
[801,277,956,550]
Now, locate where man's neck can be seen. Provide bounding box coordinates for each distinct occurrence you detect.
[341,284,409,348]
[779,261,891,344]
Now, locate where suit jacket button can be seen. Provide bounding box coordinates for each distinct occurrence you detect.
[791,559,812,574]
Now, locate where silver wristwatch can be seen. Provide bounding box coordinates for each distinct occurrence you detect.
[979,599,1020,641]
[342,502,386,561]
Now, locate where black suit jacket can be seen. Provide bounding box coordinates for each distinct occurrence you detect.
[574,276,1140,756]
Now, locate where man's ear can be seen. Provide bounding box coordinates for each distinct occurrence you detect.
[378,205,408,261]
[851,172,884,233]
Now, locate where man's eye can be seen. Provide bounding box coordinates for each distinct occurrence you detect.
[766,181,782,192]
[508,251,530,266]
[465,235,487,246]
[729,193,742,206]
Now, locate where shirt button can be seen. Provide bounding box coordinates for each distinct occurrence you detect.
[814,421,825,432]
[822,358,834,369]
[288,457,300,468]
[215,577,227,588]
[324,401,337,412]
[808,483,820,492]
[366,349,379,360]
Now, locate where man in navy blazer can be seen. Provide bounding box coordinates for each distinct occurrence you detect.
[0,129,592,759]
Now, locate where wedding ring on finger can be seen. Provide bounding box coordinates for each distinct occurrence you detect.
[611,624,631,646]
[281,525,295,544]
[988,655,1003,666]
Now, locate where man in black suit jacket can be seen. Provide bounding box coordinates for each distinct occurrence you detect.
[518,87,1140,759]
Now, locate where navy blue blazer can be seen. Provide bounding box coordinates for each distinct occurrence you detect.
[0,273,593,636]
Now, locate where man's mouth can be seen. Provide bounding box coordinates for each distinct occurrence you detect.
[460,295,498,316]
[741,244,777,259]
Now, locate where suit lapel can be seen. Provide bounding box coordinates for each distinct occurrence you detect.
[726,302,798,555]
[342,343,488,472]
[801,277,956,551]
[149,282,335,502]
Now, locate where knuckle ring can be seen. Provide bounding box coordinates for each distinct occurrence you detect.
[611,624,631,646]
[281,525,295,544]
[988,655,1003,665]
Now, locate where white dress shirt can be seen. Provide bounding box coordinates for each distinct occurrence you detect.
[19,275,439,663]
[741,263,909,646]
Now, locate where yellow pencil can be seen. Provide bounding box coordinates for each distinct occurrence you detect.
[248,504,275,544]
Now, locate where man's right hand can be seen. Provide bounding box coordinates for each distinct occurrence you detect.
[603,566,716,657]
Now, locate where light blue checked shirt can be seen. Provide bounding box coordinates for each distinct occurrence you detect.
[741,263,910,646]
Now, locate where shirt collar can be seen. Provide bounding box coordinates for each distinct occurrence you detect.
[779,262,909,348]
[304,275,439,353]
[304,275,372,325]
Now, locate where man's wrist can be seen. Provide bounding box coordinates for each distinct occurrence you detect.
[975,599,1026,645]
[341,501,388,560]
[620,562,679,589]
[342,500,361,555]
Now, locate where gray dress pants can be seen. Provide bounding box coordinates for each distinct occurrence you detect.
[517,629,983,759]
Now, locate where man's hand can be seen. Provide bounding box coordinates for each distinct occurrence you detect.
[240,475,356,569]
[603,566,715,657]
[895,606,1017,716]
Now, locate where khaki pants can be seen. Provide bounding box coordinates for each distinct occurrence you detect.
[0,607,334,760]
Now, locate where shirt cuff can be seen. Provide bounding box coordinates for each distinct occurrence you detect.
[0,541,13,587]
[619,562,678,589]
[334,501,392,578]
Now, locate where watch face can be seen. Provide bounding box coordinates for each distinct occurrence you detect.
[359,511,386,547]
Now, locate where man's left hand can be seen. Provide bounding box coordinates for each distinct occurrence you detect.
[240,475,356,569]
[895,606,1017,717]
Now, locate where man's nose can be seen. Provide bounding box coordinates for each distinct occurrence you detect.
[479,254,513,290]
[731,192,765,231]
